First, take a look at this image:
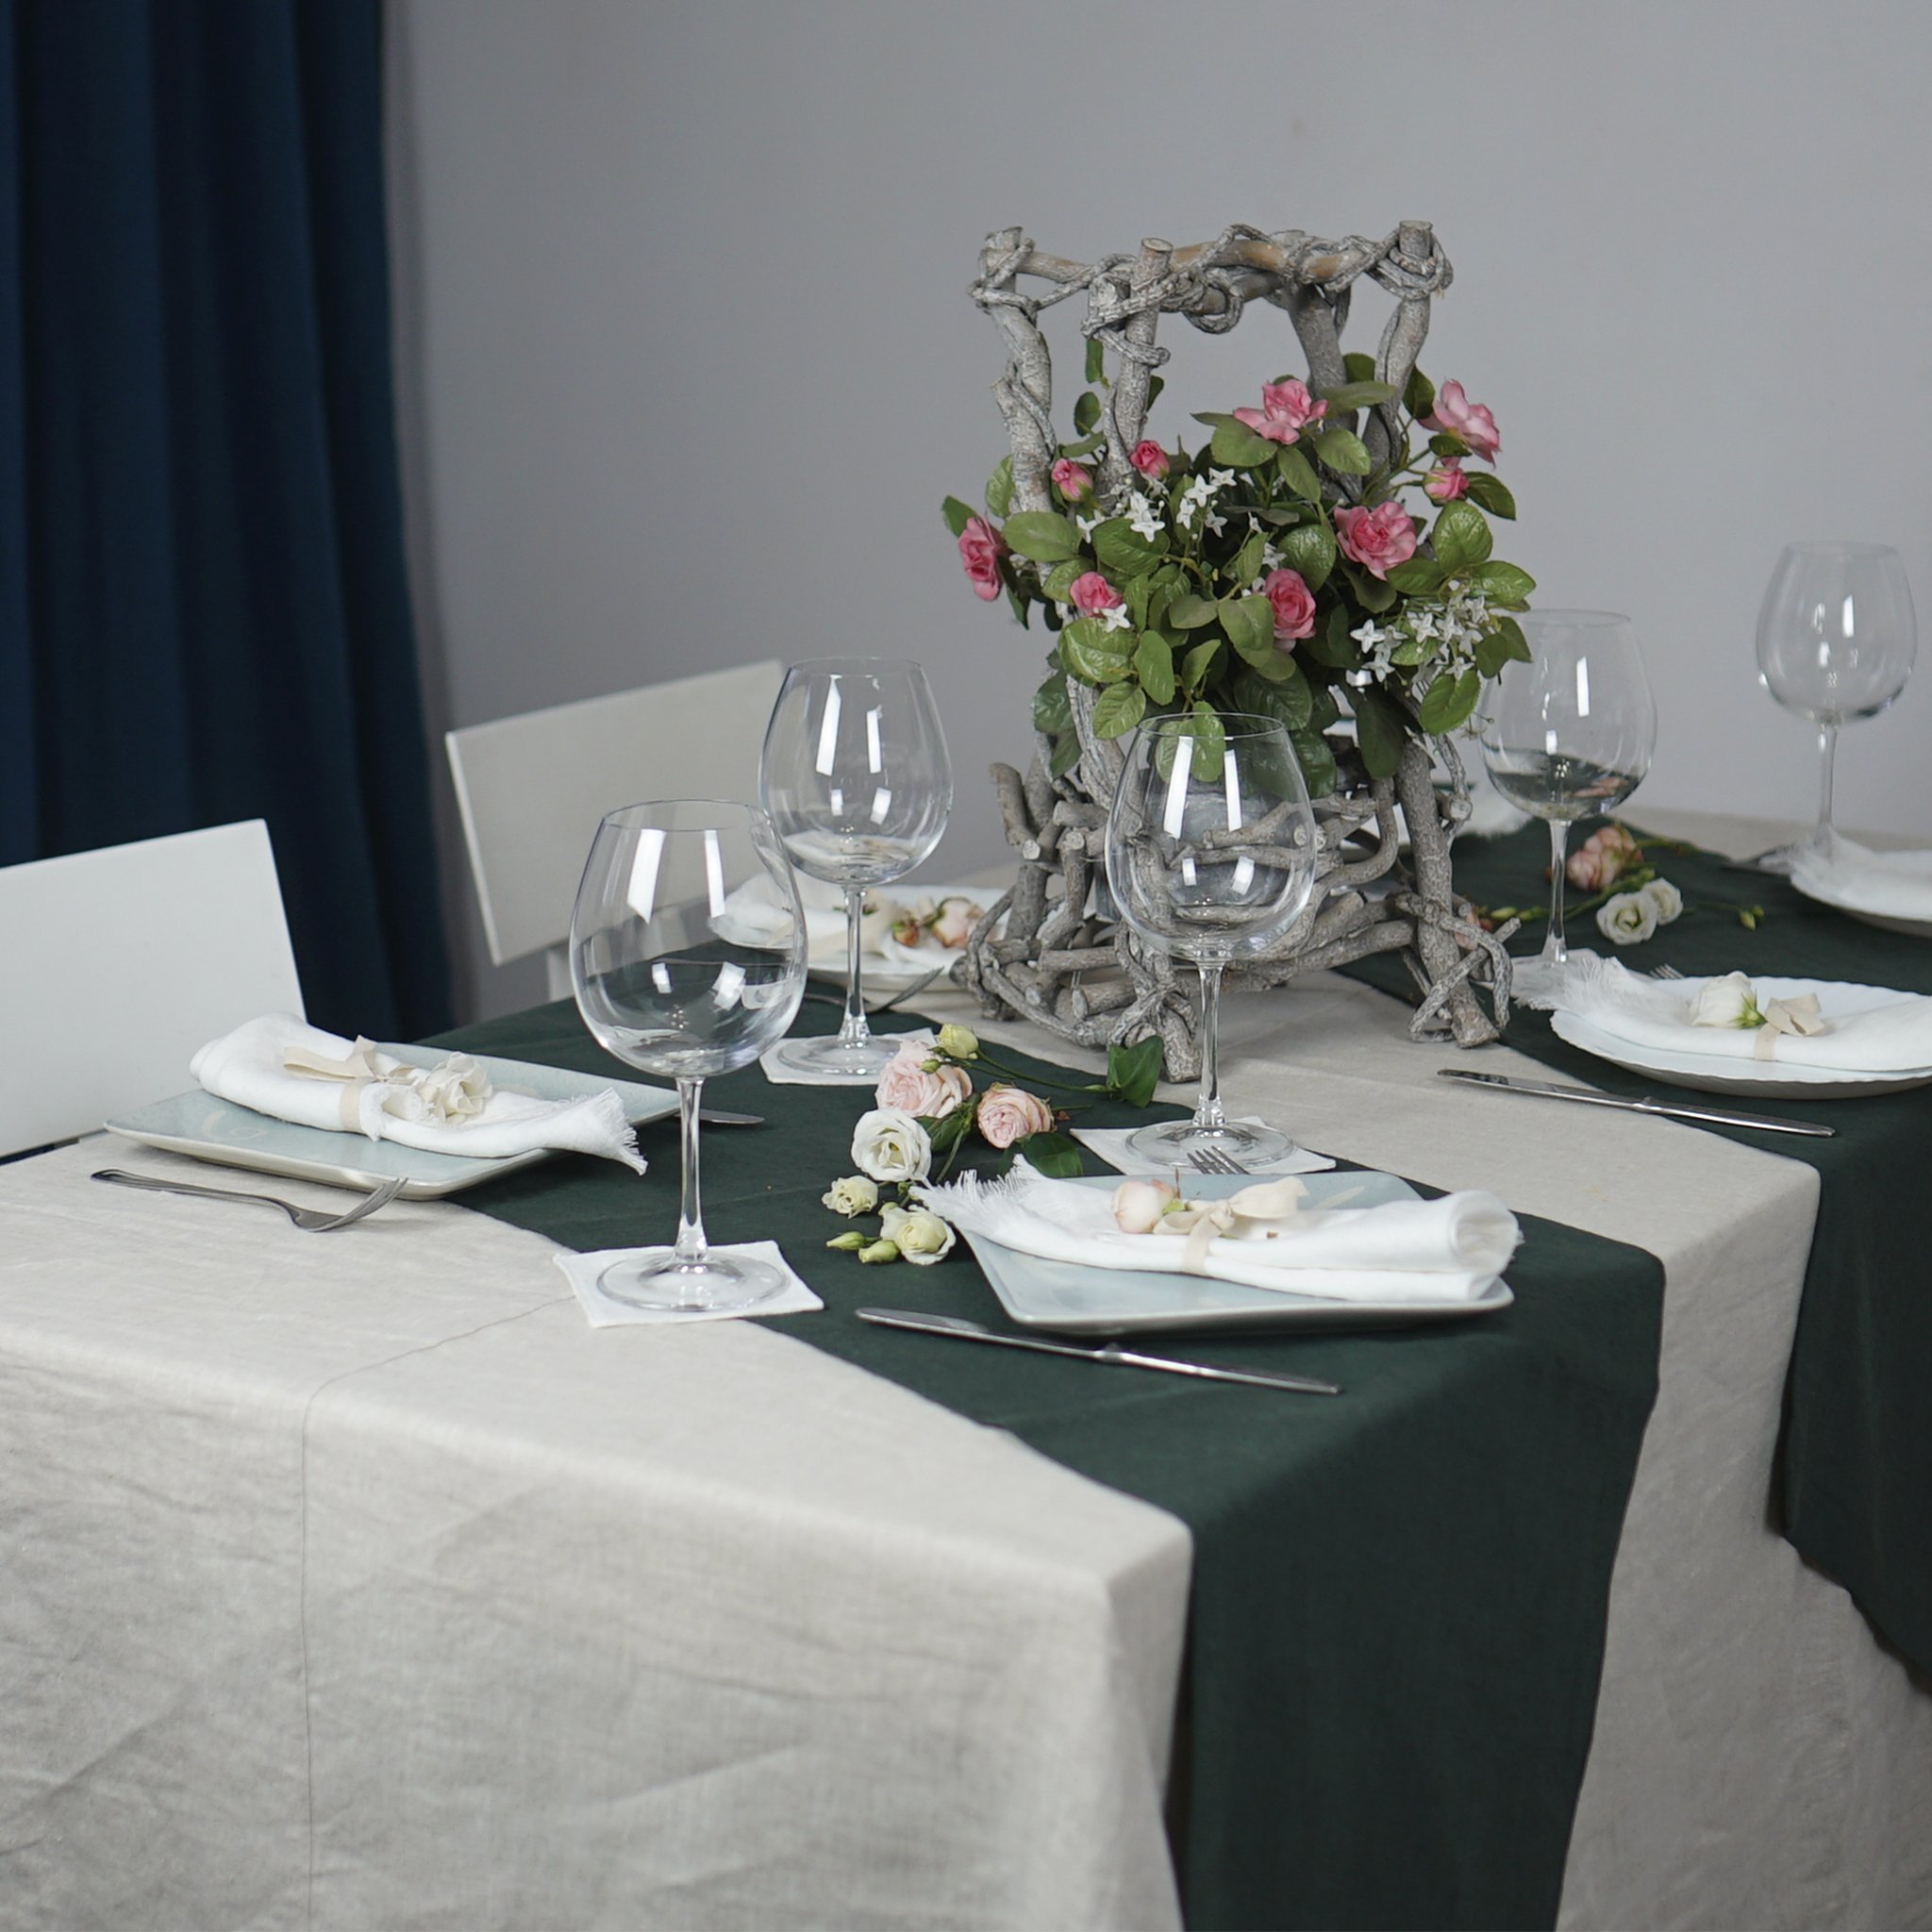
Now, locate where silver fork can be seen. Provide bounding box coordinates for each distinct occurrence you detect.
[92,1169,407,1231]
[1188,1146,1252,1176]
[1650,963,1685,980]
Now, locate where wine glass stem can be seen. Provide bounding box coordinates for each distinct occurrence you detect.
[1816,723,1839,844]
[839,887,872,1051]
[1192,960,1227,1129]
[674,1076,708,1263]
[1547,821,1570,964]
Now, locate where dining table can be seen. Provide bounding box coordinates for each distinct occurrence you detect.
[3,807,1930,1931]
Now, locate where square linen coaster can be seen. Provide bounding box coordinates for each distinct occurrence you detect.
[553,1241,823,1327]
[758,1028,935,1087]
[1072,1121,1337,1178]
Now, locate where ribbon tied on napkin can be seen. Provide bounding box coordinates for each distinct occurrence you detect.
[281,1035,492,1128]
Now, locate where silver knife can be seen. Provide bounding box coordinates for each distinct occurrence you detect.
[855,1307,1342,1395]
[1437,1067,1835,1138]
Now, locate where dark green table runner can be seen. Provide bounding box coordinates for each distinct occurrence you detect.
[1352,822,1932,1687]
[431,999,1664,1930]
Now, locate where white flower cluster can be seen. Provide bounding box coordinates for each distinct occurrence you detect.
[1595,877,1683,946]
[1345,590,1497,690]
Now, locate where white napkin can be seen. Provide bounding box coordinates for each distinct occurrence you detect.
[1070,1122,1337,1178]
[1793,837,1932,923]
[552,1241,822,1326]
[192,1014,646,1171]
[918,1158,1517,1306]
[1520,958,1932,1072]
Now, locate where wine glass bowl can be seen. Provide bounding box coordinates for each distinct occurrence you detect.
[759,658,952,1078]
[570,799,807,1311]
[1106,713,1318,1163]
[1478,611,1657,980]
[1755,542,1917,864]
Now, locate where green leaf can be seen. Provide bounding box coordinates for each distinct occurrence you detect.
[1093,519,1166,577]
[1056,433,1106,460]
[1230,663,1313,731]
[1391,634,1433,667]
[1291,725,1339,797]
[923,1104,976,1157]
[1180,638,1224,693]
[1275,522,1337,591]
[1059,618,1133,684]
[1312,426,1373,475]
[1463,471,1516,519]
[1167,591,1218,630]
[1145,375,1164,410]
[941,495,976,538]
[1032,671,1073,734]
[1048,728,1082,777]
[1474,559,1536,607]
[1403,365,1436,421]
[1041,558,1083,602]
[1084,336,1106,385]
[1003,509,1083,562]
[1074,390,1102,436]
[1016,1128,1083,1178]
[1384,558,1447,597]
[1305,602,1358,669]
[1343,351,1378,384]
[1317,379,1397,412]
[1006,585,1030,628]
[1487,614,1532,669]
[1275,444,1323,502]
[1105,1036,1165,1108]
[1352,688,1408,779]
[1474,629,1516,679]
[1344,564,1398,614]
[1232,529,1267,588]
[1123,573,1154,630]
[1091,680,1148,740]
[1134,631,1177,704]
[1430,502,1492,573]
[1419,666,1482,735]
[1222,593,1286,675]
[1427,430,1470,461]
[1188,702,1227,782]
[1209,417,1279,468]
[1305,678,1341,732]
[1041,601,1062,632]
[986,457,1014,519]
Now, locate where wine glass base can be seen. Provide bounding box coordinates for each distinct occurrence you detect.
[596,1249,788,1314]
[1511,945,1599,1003]
[1124,1118,1296,1167]
[768,1032,900,1082]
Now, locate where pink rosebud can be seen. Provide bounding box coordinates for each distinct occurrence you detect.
[1051,458,1094,502]
[1128,440,1171,479]
[975,1084,1056,1150]
[1332,501,1418,581]
[874,1043,973,1120]
[1421,380,1500,461]
[1565,825,1641,893]
[958,516,1004,602]
[1068,571,1123,618]
[1232,377,1328,447]
[1424,458,1469,502]
[1262,567,1317,644]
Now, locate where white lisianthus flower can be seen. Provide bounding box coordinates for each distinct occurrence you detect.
[822,1174,879,1217]
[879,1203,956,1266]
[1690,971,1764,1029]
[1207,467,1237,492]
[850,1108,932,1185]
[1596,891,1657,945]
[1127,492,1165,541]
[1098,605,1133,633]
[1640,877,1684,925]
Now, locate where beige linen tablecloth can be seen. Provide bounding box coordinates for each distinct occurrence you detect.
[3,810,1929,1928]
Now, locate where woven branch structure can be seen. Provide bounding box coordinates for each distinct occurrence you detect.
[955,221,1518,1078]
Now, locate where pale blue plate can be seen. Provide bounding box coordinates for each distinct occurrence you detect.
[103,1044,678,1198]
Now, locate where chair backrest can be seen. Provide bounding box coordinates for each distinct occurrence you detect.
[0,820,304,1157]
[445,660,785,981]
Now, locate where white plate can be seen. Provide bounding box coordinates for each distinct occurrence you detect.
[1550,975,1932,1100]
[961,1172,1513,1337]
[1790,870,1932,939]
[717,878,996,992]
[103,1044,680,1198]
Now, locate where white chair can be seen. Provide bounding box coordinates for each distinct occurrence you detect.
[445,660,784,999]
[0,820,304,1158]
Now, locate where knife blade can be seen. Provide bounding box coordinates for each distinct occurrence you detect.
[1436,1067,1835,1137]
[855,1307,1341,1395]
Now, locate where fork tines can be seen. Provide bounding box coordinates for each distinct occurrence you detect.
[1188,1146,1251,1176]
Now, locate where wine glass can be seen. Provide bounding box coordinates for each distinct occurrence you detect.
[759,658,952,1079]
[1105,712,1319,1163]
[569,800,807,1311]
[1755,542,1917,867]
[1478,611,1657,986]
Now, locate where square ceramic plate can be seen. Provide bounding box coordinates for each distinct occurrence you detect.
[102,1044,679,1198]
[961,1171,1513,1337]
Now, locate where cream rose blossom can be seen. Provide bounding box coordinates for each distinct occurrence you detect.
[851,1108,933,1184]
[1640,878,1683,924]
[1691,972,1764,1029]
[874,1044,971,1119]
[1596,891,1657,946]
[1111,1178,1178,1234]
[821,1174,879,1217]
[936,1023,979,1060]
[975,1085,1055,1150]
[879,1203,957,1266]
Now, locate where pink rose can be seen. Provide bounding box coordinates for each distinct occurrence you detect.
[1566,825,1641,893]
[874,1043,972,1120]
[1421,380,1500,461]
[1068,571,1123,618]
[1232,377,1328,446]
[1424,458,1469,502]
[1051,458,1094,502]
[958,516,1004,601]
[1128,440,1171,479]
[1262,567,1317,644]
[1333,501,1418,580]
[930,896,981,948]
[975,1084,1055,1150]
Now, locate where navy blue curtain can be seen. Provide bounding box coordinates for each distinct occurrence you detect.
[0,0,449,1038]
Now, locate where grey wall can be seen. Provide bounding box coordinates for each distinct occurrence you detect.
[387,0,1932,1022]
